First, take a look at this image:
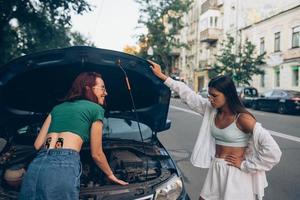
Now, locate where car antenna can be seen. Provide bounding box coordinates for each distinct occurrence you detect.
[116,59,149,180]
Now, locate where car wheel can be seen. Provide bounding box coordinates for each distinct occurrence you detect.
[252,102,260,110]
[278,104,287,114]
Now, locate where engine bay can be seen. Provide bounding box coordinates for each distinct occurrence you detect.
[80,149,162,187]
[0,145,172,199]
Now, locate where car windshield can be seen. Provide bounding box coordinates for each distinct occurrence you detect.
[102,118,153,141]
[244,88,258,97]
[16,117,153,142]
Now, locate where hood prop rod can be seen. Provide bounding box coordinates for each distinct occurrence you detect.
[116,59,149,181]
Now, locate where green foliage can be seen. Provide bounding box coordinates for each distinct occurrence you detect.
[71,31,95,47]
[0,0,93,66]
[135,0,191,72]
[212,35,265,86]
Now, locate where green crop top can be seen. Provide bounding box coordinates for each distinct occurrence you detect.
[47,99,105,142]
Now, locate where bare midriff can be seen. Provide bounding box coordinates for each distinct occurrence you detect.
[215,144,246,159]
[45,132,84,152]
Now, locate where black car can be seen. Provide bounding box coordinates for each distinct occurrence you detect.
[170,76,183,98]
[0,46,190,200]
[198,88,208,99]
[252,89,300,114]
[236,86,259,107]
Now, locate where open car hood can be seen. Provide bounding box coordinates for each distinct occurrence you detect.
[0,46,171,132]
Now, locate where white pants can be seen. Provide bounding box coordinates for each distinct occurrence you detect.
[200,158,255,200]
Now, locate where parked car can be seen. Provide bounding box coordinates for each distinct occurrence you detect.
[236,86,259,107]
[170,76,183,98]
[198,88,208,98]
[171,90,180,98]
[251,89,300,114]
[0,46,190,200]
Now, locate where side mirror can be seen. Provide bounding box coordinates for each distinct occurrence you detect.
[165,119,171,129]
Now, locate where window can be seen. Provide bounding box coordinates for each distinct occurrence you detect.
[210,17,213,27]
[292,66,299,86]
[272,90,283,97]
[272,90,287,98]
[275,67,280,87]
[274,32,280,52]
[243,88,258,97]
[260,37,265,55]
[292,26,300,48]
[264,90,273,97]
[260,74,265,87]
[103,118,152,141]
[214,17,218,28]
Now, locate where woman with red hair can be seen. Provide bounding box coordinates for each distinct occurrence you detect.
[20,72,128,200]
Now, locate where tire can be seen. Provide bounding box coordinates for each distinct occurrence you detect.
[278,104,287,114]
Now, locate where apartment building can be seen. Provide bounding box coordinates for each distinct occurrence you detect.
[174,0,300,91]
[178,0,202,87]
[196,0,223,92]
[241,5,300,92]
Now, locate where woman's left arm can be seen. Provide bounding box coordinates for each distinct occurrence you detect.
[34,114,52,150]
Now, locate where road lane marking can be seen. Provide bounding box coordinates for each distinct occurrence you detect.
[268,131,300,143]
[170,105,300,143]
[251,110,265,116]
[170,105,201,116]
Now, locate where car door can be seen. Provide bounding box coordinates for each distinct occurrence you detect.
[258,90,273,110]
[268,90,284,111]
[277,91,289,112]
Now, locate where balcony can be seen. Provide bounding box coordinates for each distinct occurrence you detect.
[201,0,219,14]
[200,28,221,43]
[283,48,300,61]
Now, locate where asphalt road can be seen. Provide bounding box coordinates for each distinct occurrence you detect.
[158,98,300,200]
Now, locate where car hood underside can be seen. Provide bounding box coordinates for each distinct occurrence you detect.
[0,46,171,132]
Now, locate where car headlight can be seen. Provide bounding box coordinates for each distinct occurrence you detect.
[154,175,183,200]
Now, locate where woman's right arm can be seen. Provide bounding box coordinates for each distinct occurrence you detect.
[149,60,209,115]
[34,114,51,150]
[90,120,128,185]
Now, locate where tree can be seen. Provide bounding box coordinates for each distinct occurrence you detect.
[71,31,95,47]
[211,35,265,86]
[0,0,93,66]
[135,0,191,73]
[123,45,140,55]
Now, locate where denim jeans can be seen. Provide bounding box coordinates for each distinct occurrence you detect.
[19,148,82,200]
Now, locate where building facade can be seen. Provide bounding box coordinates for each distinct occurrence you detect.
[196,0,223,92]
[241,5,300,92]
[173,0,300,92]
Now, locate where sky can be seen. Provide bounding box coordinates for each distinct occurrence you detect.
[71,0,145,51]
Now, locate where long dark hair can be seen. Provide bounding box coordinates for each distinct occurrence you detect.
[208,75,254,117]
[63,72,102,104]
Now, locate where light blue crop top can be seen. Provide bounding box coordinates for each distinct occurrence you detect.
[211,113,251,147]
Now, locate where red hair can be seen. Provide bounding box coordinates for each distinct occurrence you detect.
[63,72,102,104]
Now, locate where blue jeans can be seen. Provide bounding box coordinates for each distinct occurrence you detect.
[19,148,82,200]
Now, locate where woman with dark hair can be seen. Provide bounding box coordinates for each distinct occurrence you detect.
[19,72,128,200]
[149,61,281,200]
